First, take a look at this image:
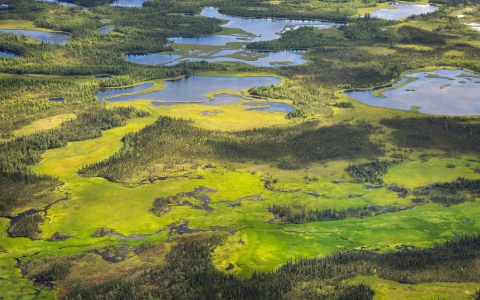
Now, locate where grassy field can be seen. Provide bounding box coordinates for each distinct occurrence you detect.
[346,276,480,300]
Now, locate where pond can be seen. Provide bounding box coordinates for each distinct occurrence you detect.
[110,0,146,7]
[96,82,154,101]
[0,30,69,44]
[97,27,114,34]
[100,76,282,104]
[243,101,295,113]
[170,7,339,45]
[0,51,20,58]
[344,69,480,116]
[126,53,182,65]
[35,0,78,6]
[127,50,307,67]
[371,3,437,20]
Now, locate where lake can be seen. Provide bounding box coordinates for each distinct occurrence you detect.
[127,50,307,67]
[99,76,286,105]
[170,7,339,45]
[371,3,437,20]
[35,0,78,6]
[97,82,154,101]
[243,101,295,113]
[0,29,69,44]
[344,69,480,116]
[0,51,20,58]
[110,0,146,7]
[98,27,114,34]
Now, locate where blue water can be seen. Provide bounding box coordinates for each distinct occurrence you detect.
[96,82,154,101]
[345,69,480,116]
[0,51,20,58]
[243,101,295,113]
[0,30,69,44]
[98,27,114,34]
[127,50,307,67]
[126,53,182,65]
[170,7,339,45]
[106,76,281,104]
[371,3,437,20]
[35,0,78,6]
[110,0,146,7]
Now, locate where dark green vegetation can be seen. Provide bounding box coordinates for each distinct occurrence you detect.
[0,106,148,216]
[80,116,383,181]
[21,233,480,299]
[380,117,480,153]
[413,178,480,206]
[268,203,406,224]
[346,160,400,185]
[1,0,480,298]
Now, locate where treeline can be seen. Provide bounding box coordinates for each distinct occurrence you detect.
[341,15,396,43]
[380,117,480,153]
[268,203,405,224]
[346,160,400,185]
[79,116,383,182]
[412,177,480,206]
[246,26,344,51]
[58,233,480,299]
[0,77,98,133]
[217,0,356,21]
[0,106,149,216]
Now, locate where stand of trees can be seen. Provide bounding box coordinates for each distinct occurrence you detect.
[0,106,149,217]
[346,160,400,185]
[20,232,479,299]
[80,116,383,182]
[379,117,480,153]
[268,203,406,224]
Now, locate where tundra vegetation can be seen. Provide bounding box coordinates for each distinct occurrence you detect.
[1,0,480,299]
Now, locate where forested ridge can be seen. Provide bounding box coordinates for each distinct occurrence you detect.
[79,116,383,182]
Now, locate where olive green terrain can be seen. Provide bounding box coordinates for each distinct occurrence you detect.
[1,0,480,299]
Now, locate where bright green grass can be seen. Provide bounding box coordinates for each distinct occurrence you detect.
[383,157,480,188]
[346,275,480,299]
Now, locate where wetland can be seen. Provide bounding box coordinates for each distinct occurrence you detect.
[1,0,480,299]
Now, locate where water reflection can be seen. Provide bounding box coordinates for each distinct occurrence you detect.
[126,53,182,65]
[35,0,78,6]
[0,30,69,44]
[97,27,114,34]
[96,82,154,101]
[104,76,281,104]
[0,51,20,58]
[345,69,480,115]
[109,0,146,7]
[127,50,307,67]
[243,101,295,113]
[170,7,339,45]
[371,3,437,20]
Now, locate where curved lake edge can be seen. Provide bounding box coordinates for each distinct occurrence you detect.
[342,67,480,116]
[341,67,474,94]
[97,74,294,112]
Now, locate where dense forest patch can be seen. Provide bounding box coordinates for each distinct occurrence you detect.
[46,233,480,299]
[79,116,383,182]
[0,106,149,216]
[380,116,480,153]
